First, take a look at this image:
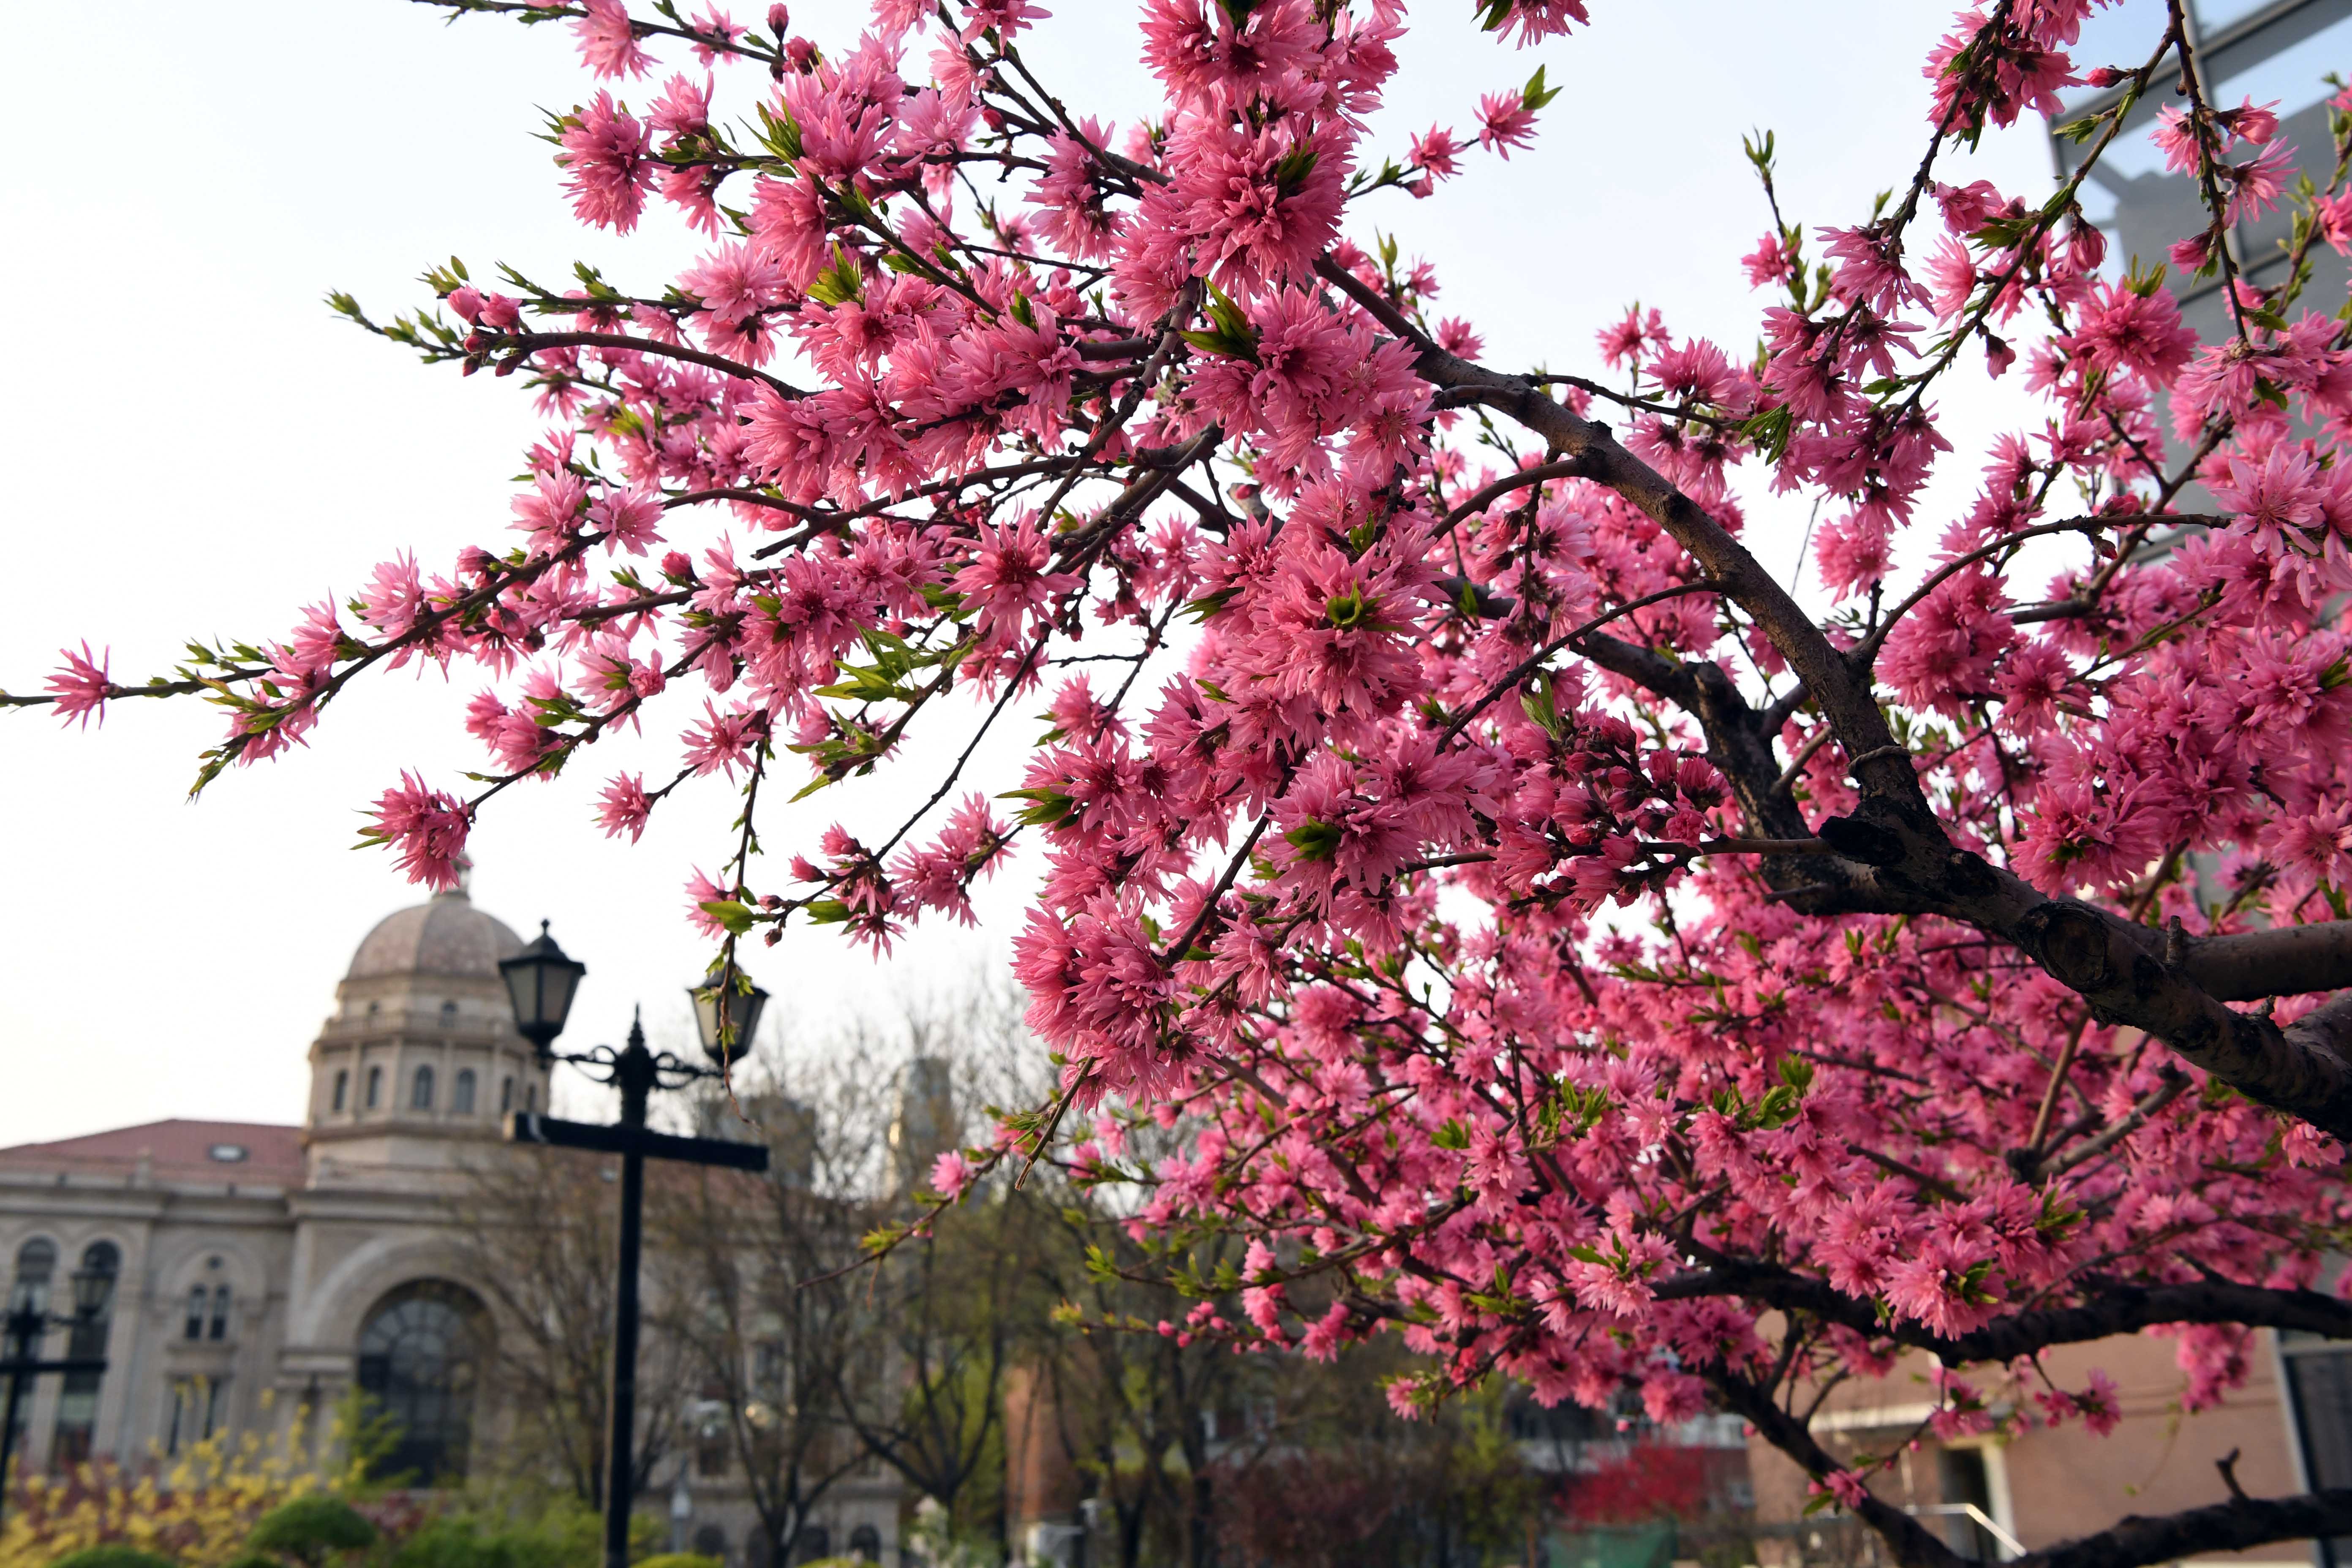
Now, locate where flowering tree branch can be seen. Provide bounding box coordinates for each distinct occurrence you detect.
[21,1,2352,1560]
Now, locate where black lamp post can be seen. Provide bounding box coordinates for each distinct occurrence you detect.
[689,977,770,1067]
[0,1269,114,1530]
[502,920,588,1056]
[498,927,769,1568]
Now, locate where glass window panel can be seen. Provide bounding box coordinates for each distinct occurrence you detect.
[2198,0,2292,33]
[2210,11,2352,117]
[2284,1347,2352,1564]
[357,1281,486,1485]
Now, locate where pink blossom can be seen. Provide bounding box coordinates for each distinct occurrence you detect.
[365,773,473,891]
[928,1149,974,1197]
[596,773,656,841]
[573,0,654,79]
[1475,90,1538,159]
[46,643,111,729]
[559,92,653,233]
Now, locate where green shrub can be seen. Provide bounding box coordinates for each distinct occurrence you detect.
[242,1500,377,1568]
[379,1500,605,1568]
[632,1555,720,1568]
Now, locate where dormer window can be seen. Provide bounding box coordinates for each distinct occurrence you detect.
[207,1144,248,1163]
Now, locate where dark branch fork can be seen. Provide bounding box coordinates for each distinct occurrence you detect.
[1311,257,2352,1144]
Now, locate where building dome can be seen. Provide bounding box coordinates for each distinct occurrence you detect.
[345,890,525,982]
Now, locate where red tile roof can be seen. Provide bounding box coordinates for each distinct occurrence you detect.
[0,1119,303,1185]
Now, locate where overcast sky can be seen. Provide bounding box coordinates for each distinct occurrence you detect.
[0,2,2051,1146]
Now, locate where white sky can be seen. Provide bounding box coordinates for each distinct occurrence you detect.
[0,2,2053,1146]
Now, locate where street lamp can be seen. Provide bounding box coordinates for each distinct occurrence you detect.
[497,923,769,1568]
[499,920,588,1057]
[0,1272,114,1530]
[689,976,770,1066]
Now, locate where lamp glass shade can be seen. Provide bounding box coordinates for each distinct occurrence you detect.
[691,978,770,1065]
[501,922,587,1051]
[69,1268,112,1320]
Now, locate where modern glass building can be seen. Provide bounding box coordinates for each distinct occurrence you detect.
[2052,0,2352,343]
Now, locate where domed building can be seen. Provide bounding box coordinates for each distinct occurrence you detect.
[0,888,900,1565]
[305,887,550,1186]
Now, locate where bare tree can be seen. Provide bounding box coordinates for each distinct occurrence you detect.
[651,1149,873,1567]
[442,1143,690,1505]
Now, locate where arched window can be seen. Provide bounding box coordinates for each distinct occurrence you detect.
[209,1285,233,1341]
[5,1241,55,1454]
[356,1280,486,1485]
[8,1239,55,1319]
[52,1242,119,1465]
[440,1000,460,1029]
[366,1067,383,1109]
[692,1524,729,1563]
[499,1076,515,1113]
[847,1525,881,1563]
[525,1083,537,1113]
[791,1526,830,1565]
[452,1070,477,1116]
[185,1285,208,1340]
[332,1070,350,1113]
[412,1065,436,1111]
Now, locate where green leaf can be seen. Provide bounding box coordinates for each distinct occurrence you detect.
[755,102,804,162]
[699,900,757,936]
[1522,64,1561,112]
[1282,818,1345,862]
[805,245,864,308]
[1519,675,1563,740]
[1184,585,1244,621]
[1431,1118,1470,1151]
[998,786,1078,828]
[1269,143,1319,197]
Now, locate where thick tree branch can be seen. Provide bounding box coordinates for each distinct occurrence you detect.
[1314,257,2352,1141]
[1705,1365,1966,1568]
[1316,256,1922,815]
[2016,1488,2352,1568]
[2181,922,2352,1002]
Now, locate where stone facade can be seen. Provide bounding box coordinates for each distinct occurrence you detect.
[0,888,898,1565]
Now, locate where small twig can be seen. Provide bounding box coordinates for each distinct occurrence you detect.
[1770,727,1836,797]
[2217,1447,2249,1502]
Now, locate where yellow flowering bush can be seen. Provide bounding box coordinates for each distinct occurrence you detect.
[0,1394,375,1568]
